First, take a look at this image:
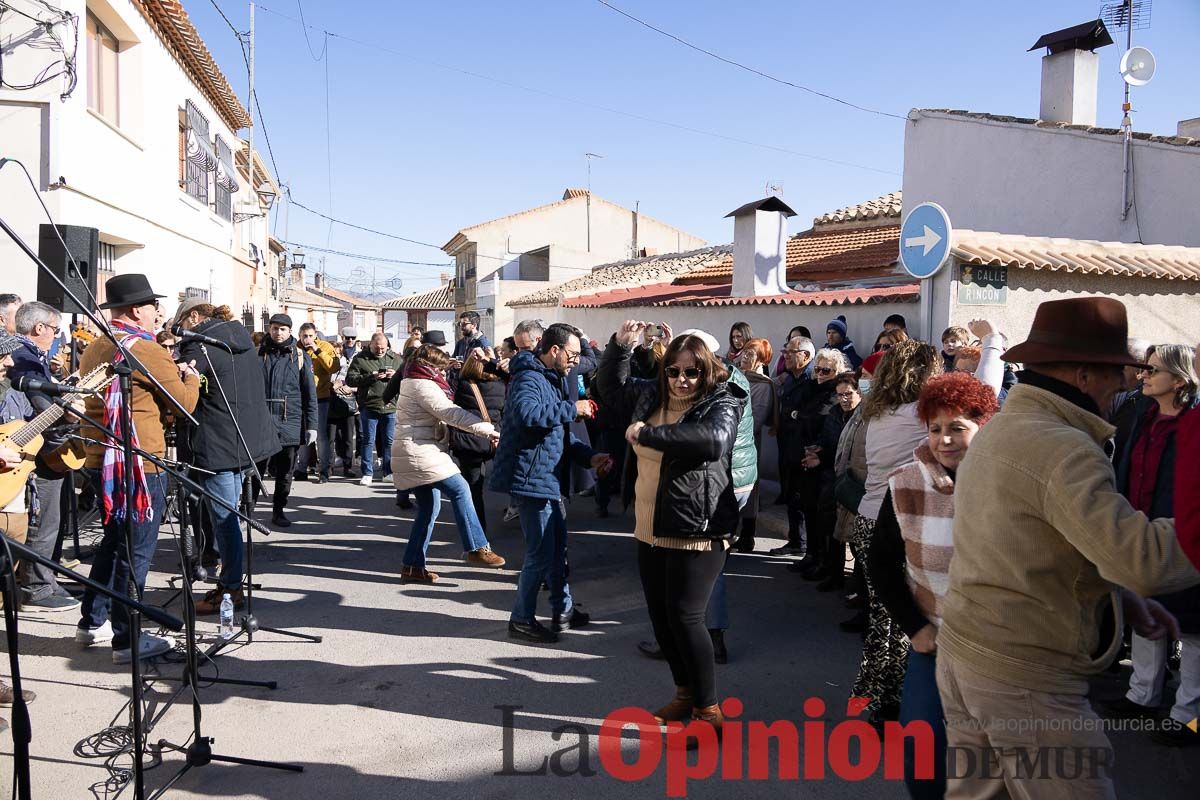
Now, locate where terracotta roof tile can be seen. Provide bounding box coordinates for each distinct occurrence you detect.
[381,283,455,311]
[916,109,1200,148]
[309,286,381,308]
[813,191,902,226]
[507,245,733,307]
[562,282,919,309]
[953,230,1200,281]
[133,1,251,131]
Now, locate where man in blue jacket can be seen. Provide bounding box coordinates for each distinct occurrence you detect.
[490,323,612,644]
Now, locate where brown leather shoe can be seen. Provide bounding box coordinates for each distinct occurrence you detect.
[0,681,35,707]
[652,687,693,725]
[194,587,244,615]
[464,547,506,568]
[686,703,725,750]
[401,565,439,583]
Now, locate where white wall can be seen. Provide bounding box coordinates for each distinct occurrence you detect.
[903,110,1200,247]
[0,0,259,322]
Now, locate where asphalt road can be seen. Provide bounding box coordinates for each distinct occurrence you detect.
[2,476,1195,798]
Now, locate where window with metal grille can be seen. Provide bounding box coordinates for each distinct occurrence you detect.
[182,100,213,205]
[214,136,238,221]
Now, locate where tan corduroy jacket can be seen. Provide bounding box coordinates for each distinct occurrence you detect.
[939,383,1200,695]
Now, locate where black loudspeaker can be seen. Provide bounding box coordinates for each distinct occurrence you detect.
[37,224,100,316]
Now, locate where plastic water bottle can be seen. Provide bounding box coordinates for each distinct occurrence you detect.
[219,594,235,640]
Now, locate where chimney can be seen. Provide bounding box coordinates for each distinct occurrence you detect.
[1178,118,1200,139]
[439,272,451,285]
[1029,20,1113,126]
[313,272,324,290]
[724,197,796,297]
[289,265,305,289]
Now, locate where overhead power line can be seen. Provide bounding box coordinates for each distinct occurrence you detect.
[282,241,452,267]
[255,4,899,176]
[206,0,244,38]
[591,0,906,121]
[286,194,449,250]
[293,0,327,61]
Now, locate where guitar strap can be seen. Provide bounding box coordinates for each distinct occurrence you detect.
[467,381,491,423]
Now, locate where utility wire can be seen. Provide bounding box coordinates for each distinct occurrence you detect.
[256,4,898,176]
[591,0,906,121]
[206,0,244,38]
[282,241,453,267]
[294,0,327,61]
[286,194,446,250]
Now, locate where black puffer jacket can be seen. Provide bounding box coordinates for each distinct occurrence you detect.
[179,319,280,472]
[259,336,317,447]
[1114,395,1200,633]
[595,338,747,540]
[450,376,505,461]
[777,371,837,464]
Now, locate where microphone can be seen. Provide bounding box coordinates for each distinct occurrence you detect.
[171,324,233,352]
[14,376,96,395]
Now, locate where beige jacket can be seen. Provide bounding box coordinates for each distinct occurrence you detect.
[390,378,495,491]
[939,383,1200,694]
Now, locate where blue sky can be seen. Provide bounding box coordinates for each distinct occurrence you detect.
[189,1,1200,295]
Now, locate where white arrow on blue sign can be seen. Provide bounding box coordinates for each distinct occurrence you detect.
[899,202,953,279]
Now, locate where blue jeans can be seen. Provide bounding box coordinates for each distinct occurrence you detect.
[203,469,247,591]
[899,650,947,799]
[359,410,395,477]
[78,469,168,649]
[402,473,490,568]
[703,489,750,631]
[510,496,572,624]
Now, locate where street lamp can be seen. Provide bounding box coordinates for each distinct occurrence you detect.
[256,187,277,210]
[292,251,306,268]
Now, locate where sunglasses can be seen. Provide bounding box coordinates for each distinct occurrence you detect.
[815,366,835,376]
[836,391,859,400]
[665,366,701,380]
[1137,365,1159,376]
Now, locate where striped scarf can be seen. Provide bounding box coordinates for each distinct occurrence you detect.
[887,442,956,627]
[101,322,156,524]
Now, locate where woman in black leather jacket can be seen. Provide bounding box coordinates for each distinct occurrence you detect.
[595,320,746,745]
[450,350,506,532]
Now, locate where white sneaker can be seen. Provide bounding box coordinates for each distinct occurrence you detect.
[112,633,174,664]
[358,475,373,486]
[75,620,114,646]
[503,506,520,523]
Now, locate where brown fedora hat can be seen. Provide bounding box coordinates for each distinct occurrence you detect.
[1003,297,1149,368]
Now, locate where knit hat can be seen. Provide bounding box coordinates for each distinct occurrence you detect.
[827,316,848,338]
[268,313,293,328]
[677,328,721,355]
[0,333,21,357]
[862,350,885,376]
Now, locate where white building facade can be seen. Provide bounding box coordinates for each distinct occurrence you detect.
[0,0,275,322]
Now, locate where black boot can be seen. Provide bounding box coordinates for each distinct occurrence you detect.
[734,518,756,553]
[271,506,291,528]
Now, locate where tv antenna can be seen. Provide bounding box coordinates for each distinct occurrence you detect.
[765,182,783,197]
[1100,0,1155,222]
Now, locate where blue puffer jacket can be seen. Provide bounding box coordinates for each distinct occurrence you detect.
[489,350,595,500]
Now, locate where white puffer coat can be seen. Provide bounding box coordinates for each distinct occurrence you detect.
[391,377,495,491]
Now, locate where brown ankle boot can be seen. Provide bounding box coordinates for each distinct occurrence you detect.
[652,687,693,725]
[686,703,725,750]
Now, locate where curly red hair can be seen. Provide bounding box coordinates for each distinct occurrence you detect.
[917,372,999,425]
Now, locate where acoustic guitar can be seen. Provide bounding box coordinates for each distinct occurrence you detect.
[0,365,115,507]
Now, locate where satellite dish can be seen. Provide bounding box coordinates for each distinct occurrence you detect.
[1120,46,1156,86]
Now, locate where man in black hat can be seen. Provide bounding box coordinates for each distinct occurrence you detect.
[257,313,317,526]
[937,297,1200,797]
[75,274,201,663]
[421,330,448,348]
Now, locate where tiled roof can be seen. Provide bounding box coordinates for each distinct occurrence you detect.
[562,188,589,200]
[507,245,733,307]
[309,285,381,309]
[283,287,342,309]
[133,1,251,131]
[676,225,900,285]
[380,283,455,311]
[813,191,902,227]
[953,230,1200,281]
[562,282,919,309]
[915,109,1200,148]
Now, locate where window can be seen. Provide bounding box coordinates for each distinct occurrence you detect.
[353,311,367,330]
[214,136,238,221]
[182,100,214,205]
[86,12,120,126]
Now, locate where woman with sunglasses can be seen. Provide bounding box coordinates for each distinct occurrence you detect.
[1108,344,1200,745]
[596,320,748,744]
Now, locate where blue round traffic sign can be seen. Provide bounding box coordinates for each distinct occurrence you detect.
[899,202,952,279]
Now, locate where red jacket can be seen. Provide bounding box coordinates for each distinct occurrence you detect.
[1176,409,1200,569]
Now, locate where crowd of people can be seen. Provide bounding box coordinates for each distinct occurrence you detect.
[1,274,1198,797]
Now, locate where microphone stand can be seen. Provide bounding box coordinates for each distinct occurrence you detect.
[0,211,302,798]
[0,534,185,800]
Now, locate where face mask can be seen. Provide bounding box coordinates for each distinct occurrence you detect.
[858,378,872,396]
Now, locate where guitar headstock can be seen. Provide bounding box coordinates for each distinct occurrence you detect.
[66,364,117,394]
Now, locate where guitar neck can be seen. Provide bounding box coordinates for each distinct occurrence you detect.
[10,404,66,448]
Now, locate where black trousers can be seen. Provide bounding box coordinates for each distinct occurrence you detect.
[459,459,488,533]
[255,445,298,512]
[637,541,727,708]
[329,415,356,469]
[783,464,818,550]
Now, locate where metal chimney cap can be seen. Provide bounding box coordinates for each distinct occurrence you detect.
[725,196,798,219]
[1028,19,1114,54]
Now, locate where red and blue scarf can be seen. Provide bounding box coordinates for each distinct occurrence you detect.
[101,321,156,524]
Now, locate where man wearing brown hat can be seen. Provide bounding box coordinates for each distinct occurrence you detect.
[936,298,1200,798]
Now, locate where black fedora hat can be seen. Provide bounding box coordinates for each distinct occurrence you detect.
[99,273,165,310]
[1002,297,1150,368]
[421,330,448,347]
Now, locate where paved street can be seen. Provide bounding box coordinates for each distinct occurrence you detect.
[3,477,1196,799]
